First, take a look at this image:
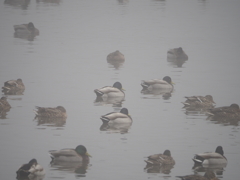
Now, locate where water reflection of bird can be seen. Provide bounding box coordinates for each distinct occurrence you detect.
[176,171,219,180]
[207,104,240,120]
[2,79,25,95]
[94,95,124,107]
[94,82,125,99]
[49,145,91,163]
[182,95,215,109]
[16,159,45,180]
[144,150,175,174]
[100,120,132,134]
[50,161,89,176]
[193,146,227,166]
[100,108,132,124]
[192,163,226,176]
[141,76,174,91]
[34,116,66,127]
[33,106,67,118]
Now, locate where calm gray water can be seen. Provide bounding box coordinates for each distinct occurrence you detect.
[1,0,240,180]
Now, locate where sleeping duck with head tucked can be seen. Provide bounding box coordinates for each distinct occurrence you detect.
[33,106,67,118]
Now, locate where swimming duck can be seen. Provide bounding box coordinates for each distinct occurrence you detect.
[176,171,219,180]
[33,106,67,118]
[16,159,45,179]
[0,97,11,111]
[94,82,125,98]
[141,76,174,91]
[107,50,125,62]
[167,47,188,60]
[100,108,132,124]
[182,95,215,108]
[145,150,175,166]
[49,145,91,162]
[2,79,25,93]
[14,22,39,35]
[207,104,240,120]
[193,146,227,165]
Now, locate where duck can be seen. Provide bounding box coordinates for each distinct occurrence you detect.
[14,22,39,35]
[207,104,240,120]
[33,106,67,118]
[141,76,174,91]
[2,79,25,93]
[107,50,125,62]
[49,145,91,162]
[193,146,227,165]
[0,97,11,111]
[176,171,219,180]
[100,108,132,124]
[94,82,125,98]
[182,95,215,108]
[145,150,175,166]
[16,159,45,179]
[167,47,188,60]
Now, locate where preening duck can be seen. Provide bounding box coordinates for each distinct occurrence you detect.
[193,146,227,165]
[49,145,91,163]
[16,159,45,179]
[100,108,132,124]
[0,97,11,111]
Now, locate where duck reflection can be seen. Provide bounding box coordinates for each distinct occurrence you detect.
[4,0,30,9]
[50,161,89,177]
[16,175,45,180]
[144,164,174,174]
[94,96,124,107]
[141,88,172,99]
[34,116,66,127]
[0,97,11,119]
[36,0,61,4]
[192,163,226,176]
[167,47,188,67]
[117,0,129,5]
[100,121,132,134]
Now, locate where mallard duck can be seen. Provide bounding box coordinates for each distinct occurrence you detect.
[14,22,39,35]
[100,108,132,124]
[16,159,45,179]
[33,106,67,118]
[182,95,215,108]
[107,50,125,62]
[167,47,188,60]
[94,82,125,98]
[2,79,25,93]
[141,76,174,91]
[193,146,227,165]
[176,171,219,180]
[49,145,91,162]
[207,104,240,120]
[0,97,11,111]
[145,150,175,166]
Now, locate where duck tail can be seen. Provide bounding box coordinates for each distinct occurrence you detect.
[141,82,148,89]
[94,89,104,97]
[100,116,110,123]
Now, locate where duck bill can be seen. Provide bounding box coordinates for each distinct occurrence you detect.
[171,81,175,85]
[86,152,92,157]
[121,88,126,91]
